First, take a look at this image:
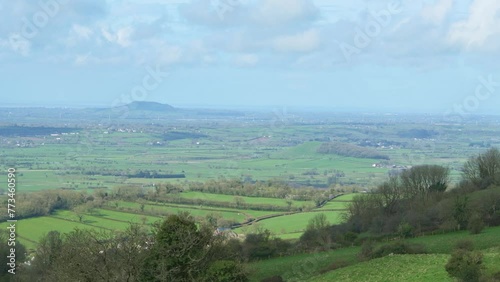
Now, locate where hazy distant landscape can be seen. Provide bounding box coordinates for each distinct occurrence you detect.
[1,102,500,281]
[2,0,500,281]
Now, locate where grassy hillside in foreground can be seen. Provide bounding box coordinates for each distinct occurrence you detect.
[310,254,451,282]
[312,248,500,282]
[249,226,500,281]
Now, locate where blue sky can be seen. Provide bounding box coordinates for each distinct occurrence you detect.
[1,0,499,114]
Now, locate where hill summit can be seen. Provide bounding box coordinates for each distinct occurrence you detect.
[125,101,176,112]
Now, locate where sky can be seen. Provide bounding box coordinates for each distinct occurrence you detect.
[0,0,499,114]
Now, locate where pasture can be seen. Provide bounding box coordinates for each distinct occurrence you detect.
[310,254,452,282]
[236,212,344,238]
[0,209,163,251]
[250,225,500,281]
[172,191,314,209]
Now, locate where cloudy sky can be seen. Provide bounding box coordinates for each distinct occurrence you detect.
[1,0,499,113]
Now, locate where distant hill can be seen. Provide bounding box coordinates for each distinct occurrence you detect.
[124,101,176,112]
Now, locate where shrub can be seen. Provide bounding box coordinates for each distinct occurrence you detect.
[371,241,426,259]
[358,240,375,260]
[468,213,485,235]
[318,260,350,274]
[260,276,284,282]
[454,239,475,252]
[205,260,248,282]
[343,231,358,244]
[397,222,414,238]
[445,249,484,282]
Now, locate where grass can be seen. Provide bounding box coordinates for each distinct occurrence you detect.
[249,246,361,281]
[332,193,358,201]
[408,226,500,253]
[3,120,495,189]
[317,201,350,210]
[0,209,164,251]
[483,247,500,277]
[0,217,89,250]
[312,248,500,281]
[113,201,249,222]
[52,209,161,226]
[237,211,344,237]
[310,254,452,282]
[249,225,500,281]
[172,191,313,209]
[316,193,355,210]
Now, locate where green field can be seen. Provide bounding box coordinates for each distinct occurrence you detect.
[250,246,361,281]
[409,226,500,254]
[3,116,499,190]
[311,254,452,282]
[0,217,88,250]
[312,249,500,281]
[115,200,280,218]
[249,225,500,281]
[318,200,350,210]
[0,209,163,251]
[331,194,358,201]
[173,191,314,209]
[237,212,344,238]
[52,209,162,226]
[114,201,249,222]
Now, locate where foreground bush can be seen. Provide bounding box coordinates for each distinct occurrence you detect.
[445,249,484,282]
[371,241,427,259]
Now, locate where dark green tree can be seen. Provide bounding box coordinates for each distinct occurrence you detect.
[140,213,245,281]
[204,260,248,282]
[30,231,62,277]
[0,231,27,281]
[453,196,470,230]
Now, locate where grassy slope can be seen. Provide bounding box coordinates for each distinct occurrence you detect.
[250,226,500,281]
[249,246,361,282]
[313,249,500,282]
[174,191,313,208]
[0,208,163,251]
[238,212,344,238]
[115,201,250,221]
[311,254,451,282]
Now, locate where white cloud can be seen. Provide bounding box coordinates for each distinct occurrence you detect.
[65,24,94,47]
[101,26,134,47]
[252,0,318,26]
[7,34,31,56]
[1,0,496,69]
[272,29,320,52]
[157,44,183,65]
[116,27,134,47]
[73,25,94,40]
[447,0,500,50]
[233,53,259,66]
[421,0,453,24]
[74,52,92,66]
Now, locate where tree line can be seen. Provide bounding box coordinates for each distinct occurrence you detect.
[317,142,390,160]
[297,148,500,253]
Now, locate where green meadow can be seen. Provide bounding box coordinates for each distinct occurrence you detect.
[249,225,500,281]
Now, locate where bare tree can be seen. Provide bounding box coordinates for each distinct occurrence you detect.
[399,165,449,198]
[377,175,403,215]
[463,147,500,189]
